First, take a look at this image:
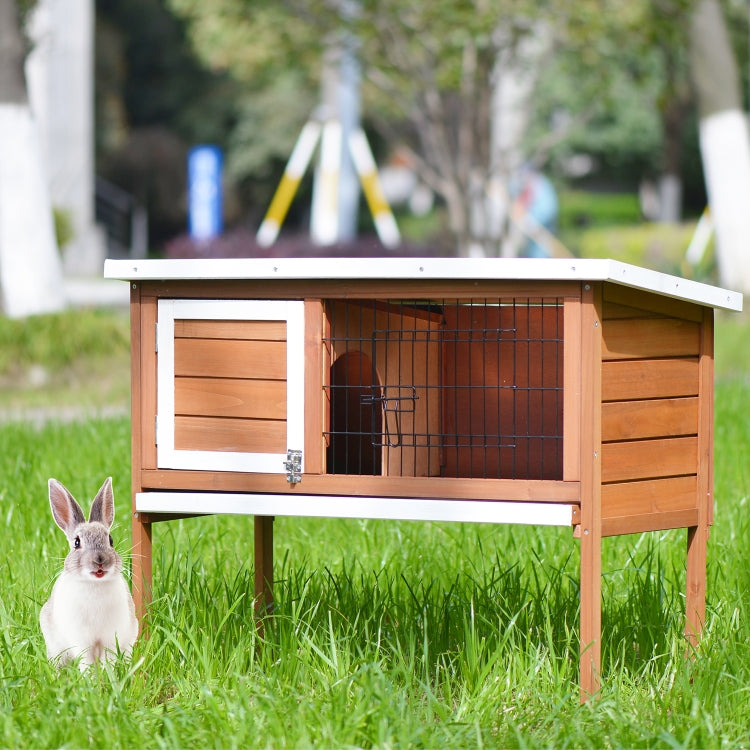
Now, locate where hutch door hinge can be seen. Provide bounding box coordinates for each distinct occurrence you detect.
[284,449,302,483]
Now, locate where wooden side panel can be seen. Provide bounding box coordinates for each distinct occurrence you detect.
[600,285,705,534]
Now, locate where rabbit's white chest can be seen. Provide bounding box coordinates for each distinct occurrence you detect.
[42,571,137,665]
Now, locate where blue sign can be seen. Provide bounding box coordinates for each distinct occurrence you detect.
[188,145,223,241]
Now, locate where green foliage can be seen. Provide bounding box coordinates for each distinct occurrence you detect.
[0,308,129,376]
[0,314,749,746]
[52,207,75,250]
[558,190,642,229]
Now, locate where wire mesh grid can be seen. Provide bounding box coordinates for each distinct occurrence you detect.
[324,298,564,480]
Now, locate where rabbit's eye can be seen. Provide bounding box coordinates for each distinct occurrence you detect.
[74,537,81,549]
[109,535,114,547]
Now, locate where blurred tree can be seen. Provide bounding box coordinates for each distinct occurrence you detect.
[95,0,240,245]
[0,0,65,317]
[167,0,750,270]
[170,0,713,255]
[169,0,590,255]
[527,0,699,222]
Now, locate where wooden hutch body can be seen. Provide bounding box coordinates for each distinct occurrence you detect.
[104,257,742,700]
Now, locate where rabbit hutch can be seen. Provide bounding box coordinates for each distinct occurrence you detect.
[104,256,742,700]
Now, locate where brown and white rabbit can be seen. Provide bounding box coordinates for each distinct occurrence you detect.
[40,477,138,670]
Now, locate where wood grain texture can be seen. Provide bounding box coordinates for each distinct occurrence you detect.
[175,319,287,340]
[602,283,704,322]
[174,338,287,379]
[602,509,699,537]
[578,282,602,701]
[174,415,287,453]
[601,397,698,441]
[139,468,581,502]
[601,318,700,360]
[602,358,699,401]
[602,475,697,518]
[175,377,287,420]
[601,436,697,483]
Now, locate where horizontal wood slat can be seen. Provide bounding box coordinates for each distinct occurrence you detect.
[601,303,660,321]
[174,339,287,379]
[175,319,287,340]
[138,468,582,503]
[602,318,700,360]
[602,508,700,537]
[175,377,286,420]
[174,416,287,453]
[602,358,699,401]
[601,436,697,483]
[602,283,704,322]
[602,475,697,518]
[602,397,699,441]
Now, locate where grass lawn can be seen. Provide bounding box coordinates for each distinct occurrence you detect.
[0,309,749,748]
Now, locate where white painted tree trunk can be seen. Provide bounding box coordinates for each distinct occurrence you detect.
[698,110,750,291]
[690,0,750,293]
[0,104,66,318]
[0,0,65,318]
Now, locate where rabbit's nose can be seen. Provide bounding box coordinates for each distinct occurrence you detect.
[93,552,107,566]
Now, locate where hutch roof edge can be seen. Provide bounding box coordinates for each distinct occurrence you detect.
[104,257,742,312]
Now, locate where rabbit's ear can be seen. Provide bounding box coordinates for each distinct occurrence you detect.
[48,479,86,534]
[89,477,115,529]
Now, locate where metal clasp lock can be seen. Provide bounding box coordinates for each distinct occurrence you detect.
[284,449,302,484]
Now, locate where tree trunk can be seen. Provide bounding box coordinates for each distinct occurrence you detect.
[0,0,65,318]
[689,0,750,293]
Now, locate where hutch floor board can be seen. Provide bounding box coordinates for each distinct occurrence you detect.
[104,256,742,701]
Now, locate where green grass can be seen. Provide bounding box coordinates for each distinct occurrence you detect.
[0,308,131,414]
[1,314,749,747]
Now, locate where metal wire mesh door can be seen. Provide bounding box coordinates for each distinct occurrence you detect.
[324,298,564,480]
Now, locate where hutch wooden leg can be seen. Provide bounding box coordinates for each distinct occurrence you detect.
[579,281,603,702]
[579,524,602,700]
[685,524,707,645]
[131,513,153,621]
[254,516,274,619]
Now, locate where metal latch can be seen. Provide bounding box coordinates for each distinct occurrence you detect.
[362,386,417,447]
[284,449,302,483]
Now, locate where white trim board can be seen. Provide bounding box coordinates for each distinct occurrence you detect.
[135,492,576,526]
[105,257,742,311]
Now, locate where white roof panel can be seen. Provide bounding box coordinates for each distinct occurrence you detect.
[104,257,743,311]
